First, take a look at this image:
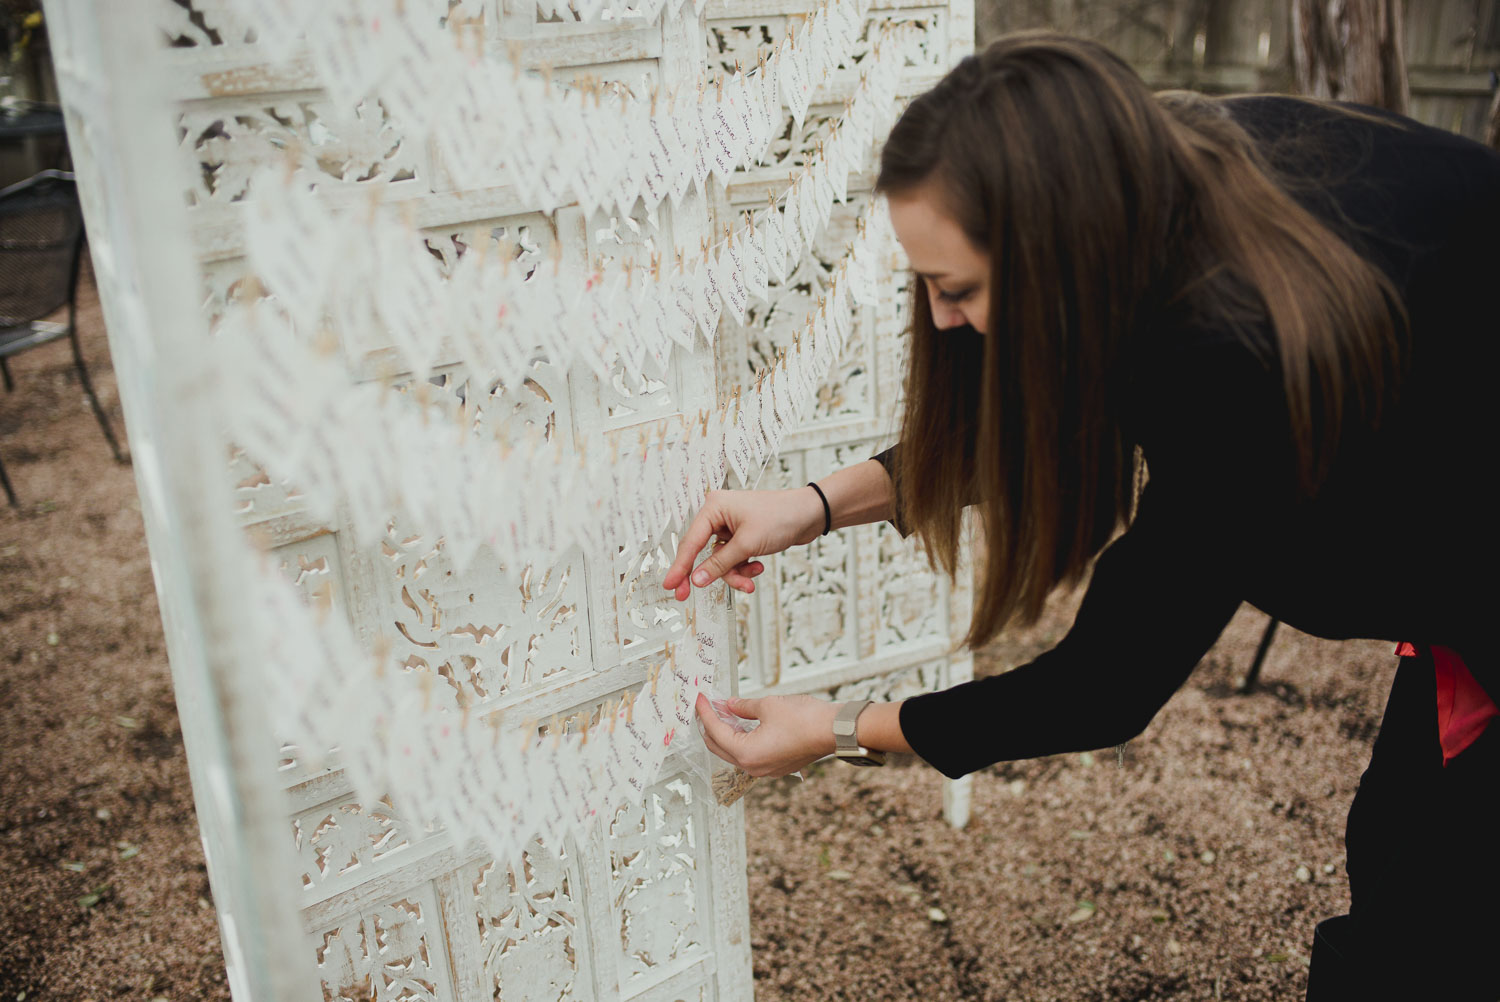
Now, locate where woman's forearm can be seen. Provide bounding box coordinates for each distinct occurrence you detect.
[816,457,897,531]
[855,700,915,755]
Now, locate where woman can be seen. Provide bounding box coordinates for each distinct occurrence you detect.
[661,33,1499,999]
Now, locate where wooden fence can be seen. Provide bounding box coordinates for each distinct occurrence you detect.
[974,0,1500,140]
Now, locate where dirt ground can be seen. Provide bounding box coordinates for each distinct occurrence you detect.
[1,270,1397,1000]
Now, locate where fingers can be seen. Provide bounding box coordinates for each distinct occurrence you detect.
[726,696,763,720]
[695,693,745,765]
[721,560,765,594]
[700,717,738,766]
[690,535,754,590]
[663,503,722,592]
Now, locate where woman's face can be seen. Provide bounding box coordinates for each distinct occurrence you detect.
[887,185,991,335]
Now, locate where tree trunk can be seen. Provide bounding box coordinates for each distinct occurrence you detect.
[1291,0,1410,114]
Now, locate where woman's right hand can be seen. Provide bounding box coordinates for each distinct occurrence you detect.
[662,487,827,601]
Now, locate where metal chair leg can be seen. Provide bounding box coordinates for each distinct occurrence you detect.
[0,450,16,506]
[67,324,126,463]
[1239,617,1279,694]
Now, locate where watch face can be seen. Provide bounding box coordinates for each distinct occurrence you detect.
[836,748,886,767]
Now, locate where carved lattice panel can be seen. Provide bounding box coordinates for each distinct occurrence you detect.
[610,526,690,661]
[866,519,946,653]
[607,774,712,989]
[157,0,259,48]
[378,527,590,712]
[293,795,439,902]
[177,98,423,207]
[461,840,594,1000]
[717,198,876,433]
[313,885,457,1002]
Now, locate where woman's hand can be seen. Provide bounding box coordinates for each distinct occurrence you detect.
[694,693,840,777]
[662,488,826,601]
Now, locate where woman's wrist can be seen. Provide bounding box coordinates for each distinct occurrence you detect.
[794,485,828,545]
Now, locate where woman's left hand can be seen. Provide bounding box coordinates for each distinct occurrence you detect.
[694,693,840,777]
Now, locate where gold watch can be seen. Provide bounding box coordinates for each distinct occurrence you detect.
[832,700,887,766]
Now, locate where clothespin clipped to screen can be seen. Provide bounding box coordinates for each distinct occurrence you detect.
[579,709,590,746]
[624,689,637,723]
[506,40,524,78]
[550,237,563,278]
[489,713,503,748]
[420,668,435,712]
[698,408,710,436]
[651,252,662,283]
[549,712,563,748]
[637,424,652,461]
[651,84,660,117]
[520,718,538,754]
[372,636,391,681]
[625,259,635,288]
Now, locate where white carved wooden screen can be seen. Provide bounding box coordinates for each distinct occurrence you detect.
[44,0,972,999]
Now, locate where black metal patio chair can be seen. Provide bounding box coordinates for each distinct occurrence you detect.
[0,169,125,506]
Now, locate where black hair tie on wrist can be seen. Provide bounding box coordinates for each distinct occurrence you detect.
[807,481,832,536]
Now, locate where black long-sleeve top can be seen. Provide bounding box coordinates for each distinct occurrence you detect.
[876,96,1500,780]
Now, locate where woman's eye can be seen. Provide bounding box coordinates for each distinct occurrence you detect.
[937,287,972,304]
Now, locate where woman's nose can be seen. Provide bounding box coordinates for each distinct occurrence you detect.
[932,304,966,329]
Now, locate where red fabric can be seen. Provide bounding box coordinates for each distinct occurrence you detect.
[1394,642,1498,766]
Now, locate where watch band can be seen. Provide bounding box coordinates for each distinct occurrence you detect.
[832,700,886,766]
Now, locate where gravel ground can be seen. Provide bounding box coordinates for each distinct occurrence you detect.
[1,269,1396,1000]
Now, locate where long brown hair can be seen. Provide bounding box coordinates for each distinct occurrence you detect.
[875,33,1403,649]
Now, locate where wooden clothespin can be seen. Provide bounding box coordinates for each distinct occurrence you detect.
[420,668,435,711]
[371,636,391,681]
[623,689,636,723]
[549,712,563,748]
[698,408,710,435]
[649,662,661,697]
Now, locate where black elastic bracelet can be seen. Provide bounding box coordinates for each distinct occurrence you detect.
[807,481,832,536]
